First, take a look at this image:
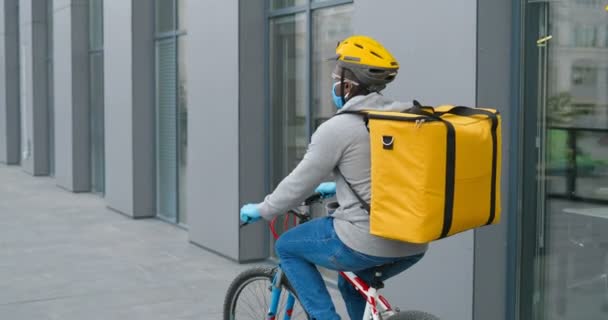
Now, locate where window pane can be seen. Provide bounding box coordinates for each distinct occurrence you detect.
[523,1,608,319]
[90,52,105,194]
[156,0,175,33]
[89,0,103,49]
[156,38,178,222]
[178,36,188,225]
[311,4,353,131]
[177,0,187,31]
[271,0,306,10]
[269,14,306,187]
[47,0,54,176]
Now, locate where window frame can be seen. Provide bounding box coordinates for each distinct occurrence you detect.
[264,0,353,261]
[265,0,353,190]
[89,0,105,195]
[154,0,188,226]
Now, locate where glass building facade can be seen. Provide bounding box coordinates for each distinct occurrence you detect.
[520,1,608,319]
[155,0,188,225]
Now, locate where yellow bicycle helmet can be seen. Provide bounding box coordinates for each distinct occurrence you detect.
[331,35,399,92]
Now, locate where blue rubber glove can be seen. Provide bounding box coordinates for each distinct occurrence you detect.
[315,182,336,199]
[240,204,262,223]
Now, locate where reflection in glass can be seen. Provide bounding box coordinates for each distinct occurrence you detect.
[156,38,178,222]
[89,0,103,49]
[311,5,353,131]
[528,1,608,319]
[178,0,187,31]
[269,14,306,188]
[47,0,54,176]
[154,0,187,224]
[156,0,175,33]
[89,0,104,194]
[90,52,105,194]
[271,0,306,10]
[178,36,188,225]
[310,4,353,224]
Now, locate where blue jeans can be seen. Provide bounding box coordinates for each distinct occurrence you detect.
[275,217,424,320]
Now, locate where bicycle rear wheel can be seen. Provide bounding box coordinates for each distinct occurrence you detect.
[223,266,310,320]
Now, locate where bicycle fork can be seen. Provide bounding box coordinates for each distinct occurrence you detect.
[267,268,296,320]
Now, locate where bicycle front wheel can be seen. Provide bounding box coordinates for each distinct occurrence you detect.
[223,266,310,320]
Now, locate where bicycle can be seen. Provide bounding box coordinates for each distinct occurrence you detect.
[223,193,440,320]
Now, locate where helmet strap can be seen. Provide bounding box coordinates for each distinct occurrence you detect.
[340,68,346,106]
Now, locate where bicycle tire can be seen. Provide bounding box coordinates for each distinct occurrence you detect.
[384,310,440,320]
[223,266,310,320]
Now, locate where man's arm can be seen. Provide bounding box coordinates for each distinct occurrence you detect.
[258,121,345,220]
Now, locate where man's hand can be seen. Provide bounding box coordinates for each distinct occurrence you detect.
[240,204,262,223]
[315,182,336,199]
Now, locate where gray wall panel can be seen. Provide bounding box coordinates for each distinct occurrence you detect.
[30,0,48,175]
[53,0,90,191]
[54,0,70,10]
[104,0,133,215]
[353,1,477,319]
[18,0,33,172]
[0,0,20,164]
[69,0,90,191]
[186,0,240,260]
[104,0,155,218]
[131,0,155,218]
[474,0,512,319]
[0,0,5,161]
[237,0,268,261]
[53,3,73,188]
[19,0,49,176]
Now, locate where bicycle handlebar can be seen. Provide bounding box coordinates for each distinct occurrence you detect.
[303,192,323,205]
[239,192,323,228]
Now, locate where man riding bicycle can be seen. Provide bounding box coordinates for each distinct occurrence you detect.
[240,35,428,320]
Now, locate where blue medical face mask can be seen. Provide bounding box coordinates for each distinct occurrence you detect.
[332,82,348,109]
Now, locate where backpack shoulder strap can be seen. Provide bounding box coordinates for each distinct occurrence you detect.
[333,111,370,212]
[335,167,370,213]
[334,110,370,131]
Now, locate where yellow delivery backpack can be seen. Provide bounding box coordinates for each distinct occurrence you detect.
[341,101,502,244]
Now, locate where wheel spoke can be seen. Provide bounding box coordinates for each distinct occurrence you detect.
[228,272,309,320]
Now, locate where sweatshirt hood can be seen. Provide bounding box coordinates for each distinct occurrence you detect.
[337,92,412,113]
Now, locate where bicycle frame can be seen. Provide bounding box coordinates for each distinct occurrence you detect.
[339,271,392,319]
[260,196,394,320]
[266,267,392,320]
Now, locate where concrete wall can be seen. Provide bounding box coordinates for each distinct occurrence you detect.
[53,0,90,191]
[237,0,268,261]
[104,0,133,214]
[19,0,49,176]
[187,0,253,261]
[0,0,20,164]
[186,0,268,261]
[353,1,477,319]
[104,0,155,218]
[131,0,155,218]
[474,0,513,319]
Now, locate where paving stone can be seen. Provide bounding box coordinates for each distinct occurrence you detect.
[0,165,347,319]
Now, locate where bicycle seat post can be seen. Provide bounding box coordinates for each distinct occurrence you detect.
[370,270,385,290]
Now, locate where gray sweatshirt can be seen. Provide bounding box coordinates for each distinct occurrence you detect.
[258,93,429,258]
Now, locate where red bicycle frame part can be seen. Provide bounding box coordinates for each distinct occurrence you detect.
[269,214,393,316]
[339,271,392,313]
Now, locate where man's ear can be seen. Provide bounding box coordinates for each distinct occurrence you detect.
[344,82,353,95]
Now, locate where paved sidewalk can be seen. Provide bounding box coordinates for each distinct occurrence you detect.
[0,165,346,319]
